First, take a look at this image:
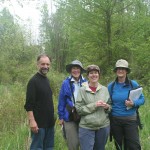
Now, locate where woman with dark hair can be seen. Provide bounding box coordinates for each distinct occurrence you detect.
[108,59,145,150]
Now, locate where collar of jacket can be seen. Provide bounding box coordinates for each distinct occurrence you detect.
[115,76,130,86]
[68,75,85,80]
[82,82,102,93]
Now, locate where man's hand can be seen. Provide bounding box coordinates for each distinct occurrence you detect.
[27,111,39,133]
[29,119,39,133]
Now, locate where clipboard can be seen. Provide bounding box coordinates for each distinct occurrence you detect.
[127,86,143,110]
[128,86,143,100]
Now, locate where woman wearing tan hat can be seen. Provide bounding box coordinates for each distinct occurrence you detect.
[75,65,111,150]
[108,59,145,150]
[58,60,86,150]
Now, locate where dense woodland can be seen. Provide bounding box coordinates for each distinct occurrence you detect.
[0,0,150,86]
[0,0,150,149]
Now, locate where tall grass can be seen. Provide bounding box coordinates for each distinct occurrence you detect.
[0,82,28,149]
[0,81,149,150]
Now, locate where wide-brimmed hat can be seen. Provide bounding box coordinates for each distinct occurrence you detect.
[86,65,100,74]
[66,60,86,73]
[114,59,131,73]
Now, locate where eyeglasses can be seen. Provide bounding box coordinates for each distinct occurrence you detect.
[116,67,127,70]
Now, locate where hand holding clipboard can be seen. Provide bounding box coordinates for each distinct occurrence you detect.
[126,87,143,110]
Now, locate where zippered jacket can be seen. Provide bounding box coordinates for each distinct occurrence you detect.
[58,76,86,121]
[75,82,111,130]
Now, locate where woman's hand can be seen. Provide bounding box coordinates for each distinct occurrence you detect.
[96,100,109,109]
[125,99,134,107]
[59,119,64,125]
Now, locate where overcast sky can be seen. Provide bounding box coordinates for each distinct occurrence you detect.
[1,0,56,43]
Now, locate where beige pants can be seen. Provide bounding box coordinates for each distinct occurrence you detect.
[64,121,80,150]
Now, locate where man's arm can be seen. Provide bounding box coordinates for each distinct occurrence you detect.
[25,79,39,133]
[27,111,39,133]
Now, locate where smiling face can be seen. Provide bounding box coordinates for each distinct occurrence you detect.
[37,56,50,76]
[88,70,100,85]
[116,67,127,79]
[71,66,81,81]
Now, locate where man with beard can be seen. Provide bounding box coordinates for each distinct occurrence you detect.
[24,54,55,150]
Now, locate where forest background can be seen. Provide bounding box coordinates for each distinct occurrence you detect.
[0,0,150,149]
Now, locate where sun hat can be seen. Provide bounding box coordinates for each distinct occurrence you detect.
[66,60,86,73]
[114,59,131,73]
[86,65,100,74]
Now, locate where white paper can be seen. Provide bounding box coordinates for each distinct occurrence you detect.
[127,87,143,110]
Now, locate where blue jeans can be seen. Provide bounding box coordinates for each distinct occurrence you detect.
[79,126,110,150]
[30,127,54,150]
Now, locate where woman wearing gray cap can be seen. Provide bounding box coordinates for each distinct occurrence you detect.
[108,59,145,150]
[58,60,86,150]
[75,65,111,150]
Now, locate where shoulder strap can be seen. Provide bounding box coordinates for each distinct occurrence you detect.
[110,81,115,100]
[129,80,133,88]
[69,75,83,104]
[69,81,75,105]
[110,79,133,99]
[111,79,133,92]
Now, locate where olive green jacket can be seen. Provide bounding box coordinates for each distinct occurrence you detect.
[75,82,111,130]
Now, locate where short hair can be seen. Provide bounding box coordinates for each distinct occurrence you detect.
[37,54,52,62]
